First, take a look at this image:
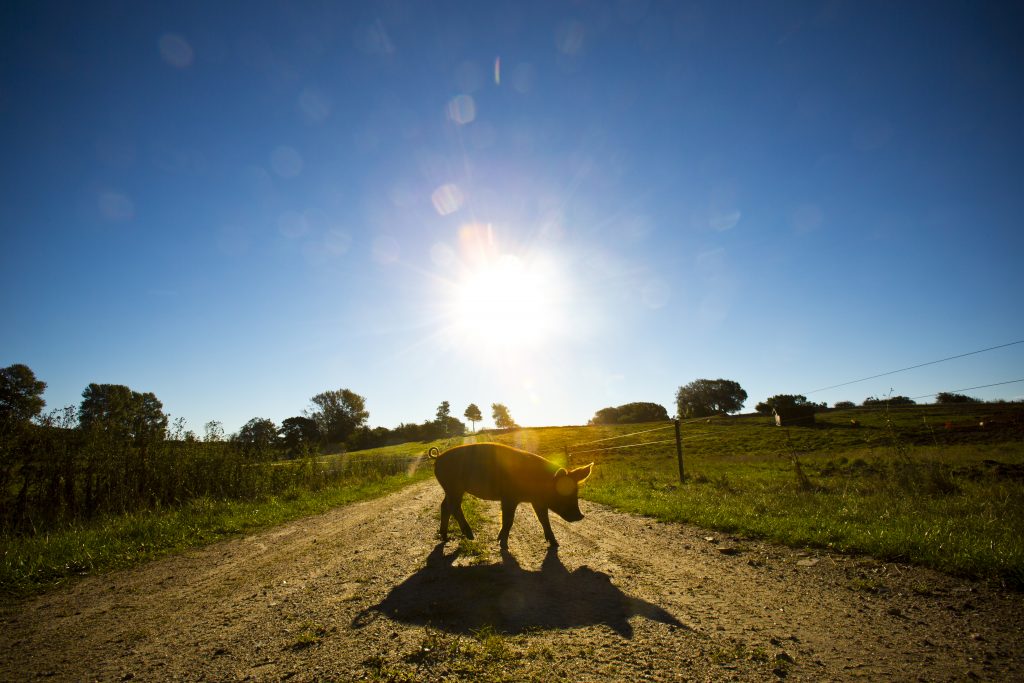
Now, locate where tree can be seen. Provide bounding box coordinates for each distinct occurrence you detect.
[935,392,980,404]
[491,403,516,430]
[79,383,167,442]
[755,394,820,415]
[308,388,369,445]
[0,364,46,427]
[435,401,451,423]
[675,379,747,418]
[755,394,819,425]
[464,403,482,432]
[589,402,669,425]
[235,417,278,459]
[278,416,320,457]
[833,401,856,410]
[863,395,915,407]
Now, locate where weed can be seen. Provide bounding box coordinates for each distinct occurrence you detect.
[287,621,328,650]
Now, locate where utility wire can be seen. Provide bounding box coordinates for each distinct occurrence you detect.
[571,437,678,456]
[910,378,1024,401]
[570,422,675,448]
[805,340,1024,395]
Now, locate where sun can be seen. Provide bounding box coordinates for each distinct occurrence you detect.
[437,227,565,359]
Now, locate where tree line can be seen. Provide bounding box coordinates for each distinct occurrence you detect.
[589,380,993,426]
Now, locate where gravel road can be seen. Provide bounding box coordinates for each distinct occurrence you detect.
[2,477,1022,681]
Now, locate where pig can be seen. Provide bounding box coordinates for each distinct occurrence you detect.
[429,442,593,547]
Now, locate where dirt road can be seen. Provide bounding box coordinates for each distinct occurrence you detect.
[2,478,1022,681]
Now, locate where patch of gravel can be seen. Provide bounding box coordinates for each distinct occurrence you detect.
[2,480,1022,681]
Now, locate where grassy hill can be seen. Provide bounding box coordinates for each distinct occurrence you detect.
[474,402,1024,587]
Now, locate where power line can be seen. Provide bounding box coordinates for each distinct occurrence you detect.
[805,340,1024,395]
[910,378,1024,401]
[570,422,675,448]
[571,437,678,456]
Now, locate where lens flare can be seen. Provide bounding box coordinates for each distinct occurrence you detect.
[431,183,465,215]
[446,94,476,125]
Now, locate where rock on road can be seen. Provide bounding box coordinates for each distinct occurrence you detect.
[2,479,1022,681]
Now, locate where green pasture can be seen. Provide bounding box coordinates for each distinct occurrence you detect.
[480,403,1024,587]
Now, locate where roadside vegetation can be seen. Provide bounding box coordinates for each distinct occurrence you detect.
[480,402,1024,587]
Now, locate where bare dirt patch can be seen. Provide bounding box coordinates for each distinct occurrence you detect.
[2,480,1022,681]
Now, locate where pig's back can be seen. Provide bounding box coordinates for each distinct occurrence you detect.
[434,443,558,501]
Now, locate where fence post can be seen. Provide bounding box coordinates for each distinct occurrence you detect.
[674,419,684,482]
[564,444,570,468]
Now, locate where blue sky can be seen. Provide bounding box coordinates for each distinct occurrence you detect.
[2,1,1023,434]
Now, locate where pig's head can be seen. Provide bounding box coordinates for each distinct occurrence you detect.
[549,463,594,522]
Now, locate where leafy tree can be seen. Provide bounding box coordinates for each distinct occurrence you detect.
[435,401,451,423]
[755,394,820,415]
[278,416,320,457]
[833,401,856,410]
[863,395,915,407]
[464,403,482,432]
[755,394,819,425]
[235,417,278,459]
[308,388,369,445]
[491,403,516,430]
[79,383,167,443]
[0,364,46,427]
[589,402,669,425]
[675,379,747,418]
[935,392,980,404]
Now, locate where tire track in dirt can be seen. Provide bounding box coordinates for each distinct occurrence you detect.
[2,478,1022,681]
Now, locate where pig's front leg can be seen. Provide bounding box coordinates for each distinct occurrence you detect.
[532,502,558,546]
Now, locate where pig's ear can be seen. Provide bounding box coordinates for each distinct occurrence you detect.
[568,463,593,483]
[553,468,568,479]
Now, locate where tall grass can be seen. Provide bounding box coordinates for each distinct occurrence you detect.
[0,414,440,535]
[0,417,450,597]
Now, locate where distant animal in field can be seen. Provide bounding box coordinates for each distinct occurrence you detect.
[428,442,593,547]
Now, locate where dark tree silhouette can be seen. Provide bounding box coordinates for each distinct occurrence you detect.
[464,403,482,432]
[589,402,669,425]
[0,364,46,427]
[279,416,320,457]
[935,392,980,404]
[235,417,278,459]
[675,379,747,418]
[79,383,167,443]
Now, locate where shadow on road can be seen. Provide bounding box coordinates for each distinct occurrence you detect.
[353,544,684,638]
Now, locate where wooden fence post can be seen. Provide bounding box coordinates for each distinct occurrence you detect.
[674,419,684,482]
[564,444,570,468]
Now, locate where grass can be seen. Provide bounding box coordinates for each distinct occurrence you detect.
[364,626,556,683]
[0,442,443,599]
[479,403,1024,587]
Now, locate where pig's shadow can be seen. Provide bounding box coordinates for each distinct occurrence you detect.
[353,545,684,638]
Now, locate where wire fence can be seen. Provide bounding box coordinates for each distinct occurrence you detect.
[560,366,1023,482]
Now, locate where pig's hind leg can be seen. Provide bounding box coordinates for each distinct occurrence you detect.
[497,499,518,547]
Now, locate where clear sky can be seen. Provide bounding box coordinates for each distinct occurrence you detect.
[2,1,1023,435]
